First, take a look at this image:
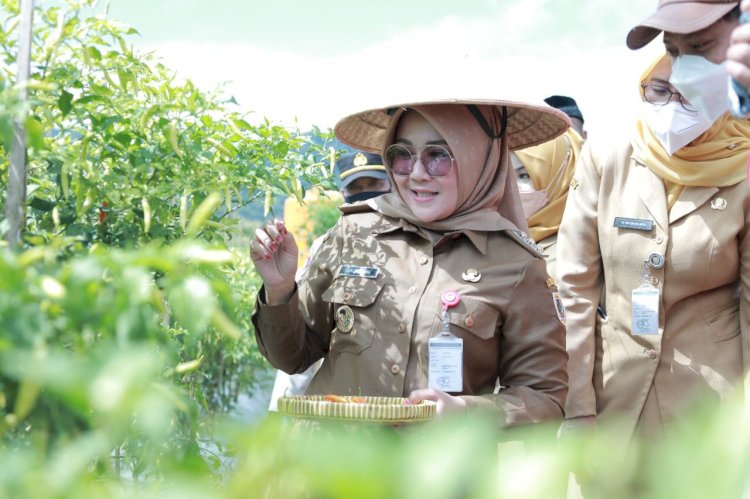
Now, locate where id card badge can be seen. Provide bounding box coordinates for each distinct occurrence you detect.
[428,290,464,393]
[428,336,463,392]
[631,285,660,335]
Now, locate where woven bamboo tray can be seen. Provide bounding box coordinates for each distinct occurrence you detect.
[277,395,436,424]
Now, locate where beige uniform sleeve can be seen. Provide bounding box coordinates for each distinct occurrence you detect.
[556,140,605,418]
[464,258,569,425]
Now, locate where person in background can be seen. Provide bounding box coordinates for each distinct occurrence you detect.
[511,95,585,278]
[557,50,750,447]
[335,151,391,204]
[268,151,391,411]
[544,95,586,139]
[253,97,570,426]
[626,0,741,116]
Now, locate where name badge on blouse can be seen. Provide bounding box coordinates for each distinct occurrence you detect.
[428,291,464,393]
[613,217,654,232]
[338,265,379,279]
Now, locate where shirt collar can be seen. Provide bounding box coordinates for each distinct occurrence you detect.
[371,217,488,254]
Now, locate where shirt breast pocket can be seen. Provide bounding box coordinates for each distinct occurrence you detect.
[434,297,499,341]
[322,276,386,355]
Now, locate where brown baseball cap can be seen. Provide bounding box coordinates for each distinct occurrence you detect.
[626,0,739,50]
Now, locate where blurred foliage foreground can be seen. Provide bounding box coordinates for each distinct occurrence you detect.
[1,1,750,498]
[0,246,747,498]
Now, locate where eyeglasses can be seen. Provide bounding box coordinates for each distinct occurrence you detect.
[641,83,696,112]
[383,144,455,177]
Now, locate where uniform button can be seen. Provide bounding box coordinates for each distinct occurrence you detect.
[398,323,407,333]
[391,364,401,375]
[652,234,664,244]
[408,286,416,294]
[419,256,429,265]
[643,349,657,359]
[464,316,474,328]
[343,292,352,302]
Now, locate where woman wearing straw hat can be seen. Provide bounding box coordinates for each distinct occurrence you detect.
[557,54,750,443]
[250,98,570,426]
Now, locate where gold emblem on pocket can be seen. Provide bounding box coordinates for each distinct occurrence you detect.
[335,305,355,333]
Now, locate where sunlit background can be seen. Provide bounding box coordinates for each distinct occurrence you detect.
[107,0,665,140]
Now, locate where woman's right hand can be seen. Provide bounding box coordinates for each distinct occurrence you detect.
[249,219,298,305]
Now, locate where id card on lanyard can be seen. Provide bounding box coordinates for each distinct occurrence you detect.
[631,259,661,335]
[428,290,464,393]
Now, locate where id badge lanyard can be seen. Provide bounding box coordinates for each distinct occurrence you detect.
[631,255,663,336]
[428,290,464,393]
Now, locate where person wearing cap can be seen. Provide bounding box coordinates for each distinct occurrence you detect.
[626,0,743,117]
[268,150,391,412]
[544,95,586,139]
[250,98,570,426]
[334,151,391,204]
[511,95,585,280]
[557,48,750,446]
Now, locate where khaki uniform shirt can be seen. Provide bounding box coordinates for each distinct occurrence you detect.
[253,204,568,427]
[558,139,750,440]
[538,234,558,281]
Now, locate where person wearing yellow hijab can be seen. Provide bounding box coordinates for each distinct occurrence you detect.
[513,127,583,279]
[557,53,750,448]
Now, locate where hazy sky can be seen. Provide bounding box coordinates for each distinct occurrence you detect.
[106,0,664,139]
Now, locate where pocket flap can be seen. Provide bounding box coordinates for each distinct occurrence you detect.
[322,276,385,307]
[445,297,498,340]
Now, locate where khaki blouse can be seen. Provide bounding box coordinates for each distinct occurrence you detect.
[253,204,568,426]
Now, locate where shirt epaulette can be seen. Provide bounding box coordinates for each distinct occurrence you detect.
[503,229,546,258]
[339,201,377,215]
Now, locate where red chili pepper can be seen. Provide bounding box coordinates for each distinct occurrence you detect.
[99,201,108,224]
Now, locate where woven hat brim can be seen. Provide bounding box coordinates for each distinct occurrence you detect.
[626,1,737,49]
[334,98,571,153]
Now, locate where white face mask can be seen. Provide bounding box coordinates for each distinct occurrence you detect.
[670,55,730,123]
[642,101,715,155]
[518,185,548,219]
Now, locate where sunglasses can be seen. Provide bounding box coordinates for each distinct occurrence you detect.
[384,144,455,177]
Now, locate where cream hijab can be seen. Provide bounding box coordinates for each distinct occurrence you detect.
[371,104,528,234]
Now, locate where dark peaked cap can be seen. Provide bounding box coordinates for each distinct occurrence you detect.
[544,95,584,123]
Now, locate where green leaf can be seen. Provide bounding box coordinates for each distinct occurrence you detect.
[28,197,56,212]
[13,379,40,421]
[57,90,73,117]
[168,276,216,338]
[85,45,102,61]
[24,117,44,150]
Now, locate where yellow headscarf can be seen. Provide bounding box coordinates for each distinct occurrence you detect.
[513,128,583,242]
[633,54,750,209]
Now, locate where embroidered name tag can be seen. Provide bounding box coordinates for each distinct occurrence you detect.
[613,217,654,232]
[339,265,379,279]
